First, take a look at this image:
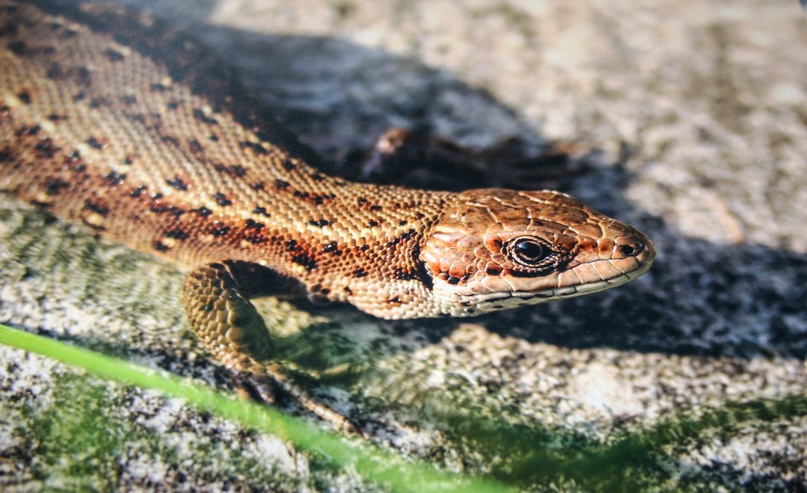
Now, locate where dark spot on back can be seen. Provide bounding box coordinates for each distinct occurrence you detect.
[253,206,270,217]
[274,179,290,190]
[149,205,185,216]
[126,113,145,124]
[7,40,26,55]
[131,185,147,198]
[243,233,266,245]
[210,226,231,237]
[213,192,232,207]
[84,200,109,216]
[71,67,92,87]
[388,229,416,248]
[120,95,137,105]
[165,228,189,240]
[17,90,32,104]
[46,62,63,79]
[240,141,268,155]
[293,190,330,205]
[89,97,108,109]
[194,206,212,217]
[291,254,317,271]
[45,178,70,196]
[193,108,218,125]
[166,176,189,191]
[352,268,368,278]
[34,138,59,159]
[188,139,203,154]
[86,136,107,150]
[0,21,19,37]
[104,171,126,186]
[15,125,40,137]
[307,219,330,228]
[214,164,247,178]
[244,219,264,230]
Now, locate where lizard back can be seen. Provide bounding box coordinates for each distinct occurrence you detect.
[0,1,452,317]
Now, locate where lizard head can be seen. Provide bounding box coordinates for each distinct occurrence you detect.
[420,189,655,317]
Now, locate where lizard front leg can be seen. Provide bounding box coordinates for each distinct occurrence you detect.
[183,261,360,434]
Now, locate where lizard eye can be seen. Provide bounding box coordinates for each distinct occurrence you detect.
[506,236,556,270]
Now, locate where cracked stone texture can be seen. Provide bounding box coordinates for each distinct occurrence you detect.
[1,0,805,491]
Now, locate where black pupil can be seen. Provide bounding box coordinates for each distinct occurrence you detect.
[515,239,545,260]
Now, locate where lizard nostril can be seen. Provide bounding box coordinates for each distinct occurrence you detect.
[618,244,637,257]
[616,236,648,258]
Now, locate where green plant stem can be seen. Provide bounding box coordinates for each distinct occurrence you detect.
[0,323,513,493]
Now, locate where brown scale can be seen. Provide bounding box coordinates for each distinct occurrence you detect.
[0,1,655,433]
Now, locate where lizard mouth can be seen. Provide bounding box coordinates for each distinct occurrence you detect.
[452,245,655,314]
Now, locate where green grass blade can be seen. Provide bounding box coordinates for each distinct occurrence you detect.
[0,323,513,493]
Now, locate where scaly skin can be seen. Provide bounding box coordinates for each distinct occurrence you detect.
[0,1,655,431]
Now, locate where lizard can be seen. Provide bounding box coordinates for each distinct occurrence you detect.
[0,0,655,432]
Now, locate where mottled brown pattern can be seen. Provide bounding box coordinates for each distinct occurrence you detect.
[0,1,654,430]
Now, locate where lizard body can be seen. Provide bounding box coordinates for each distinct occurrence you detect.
[0,1,654,430]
